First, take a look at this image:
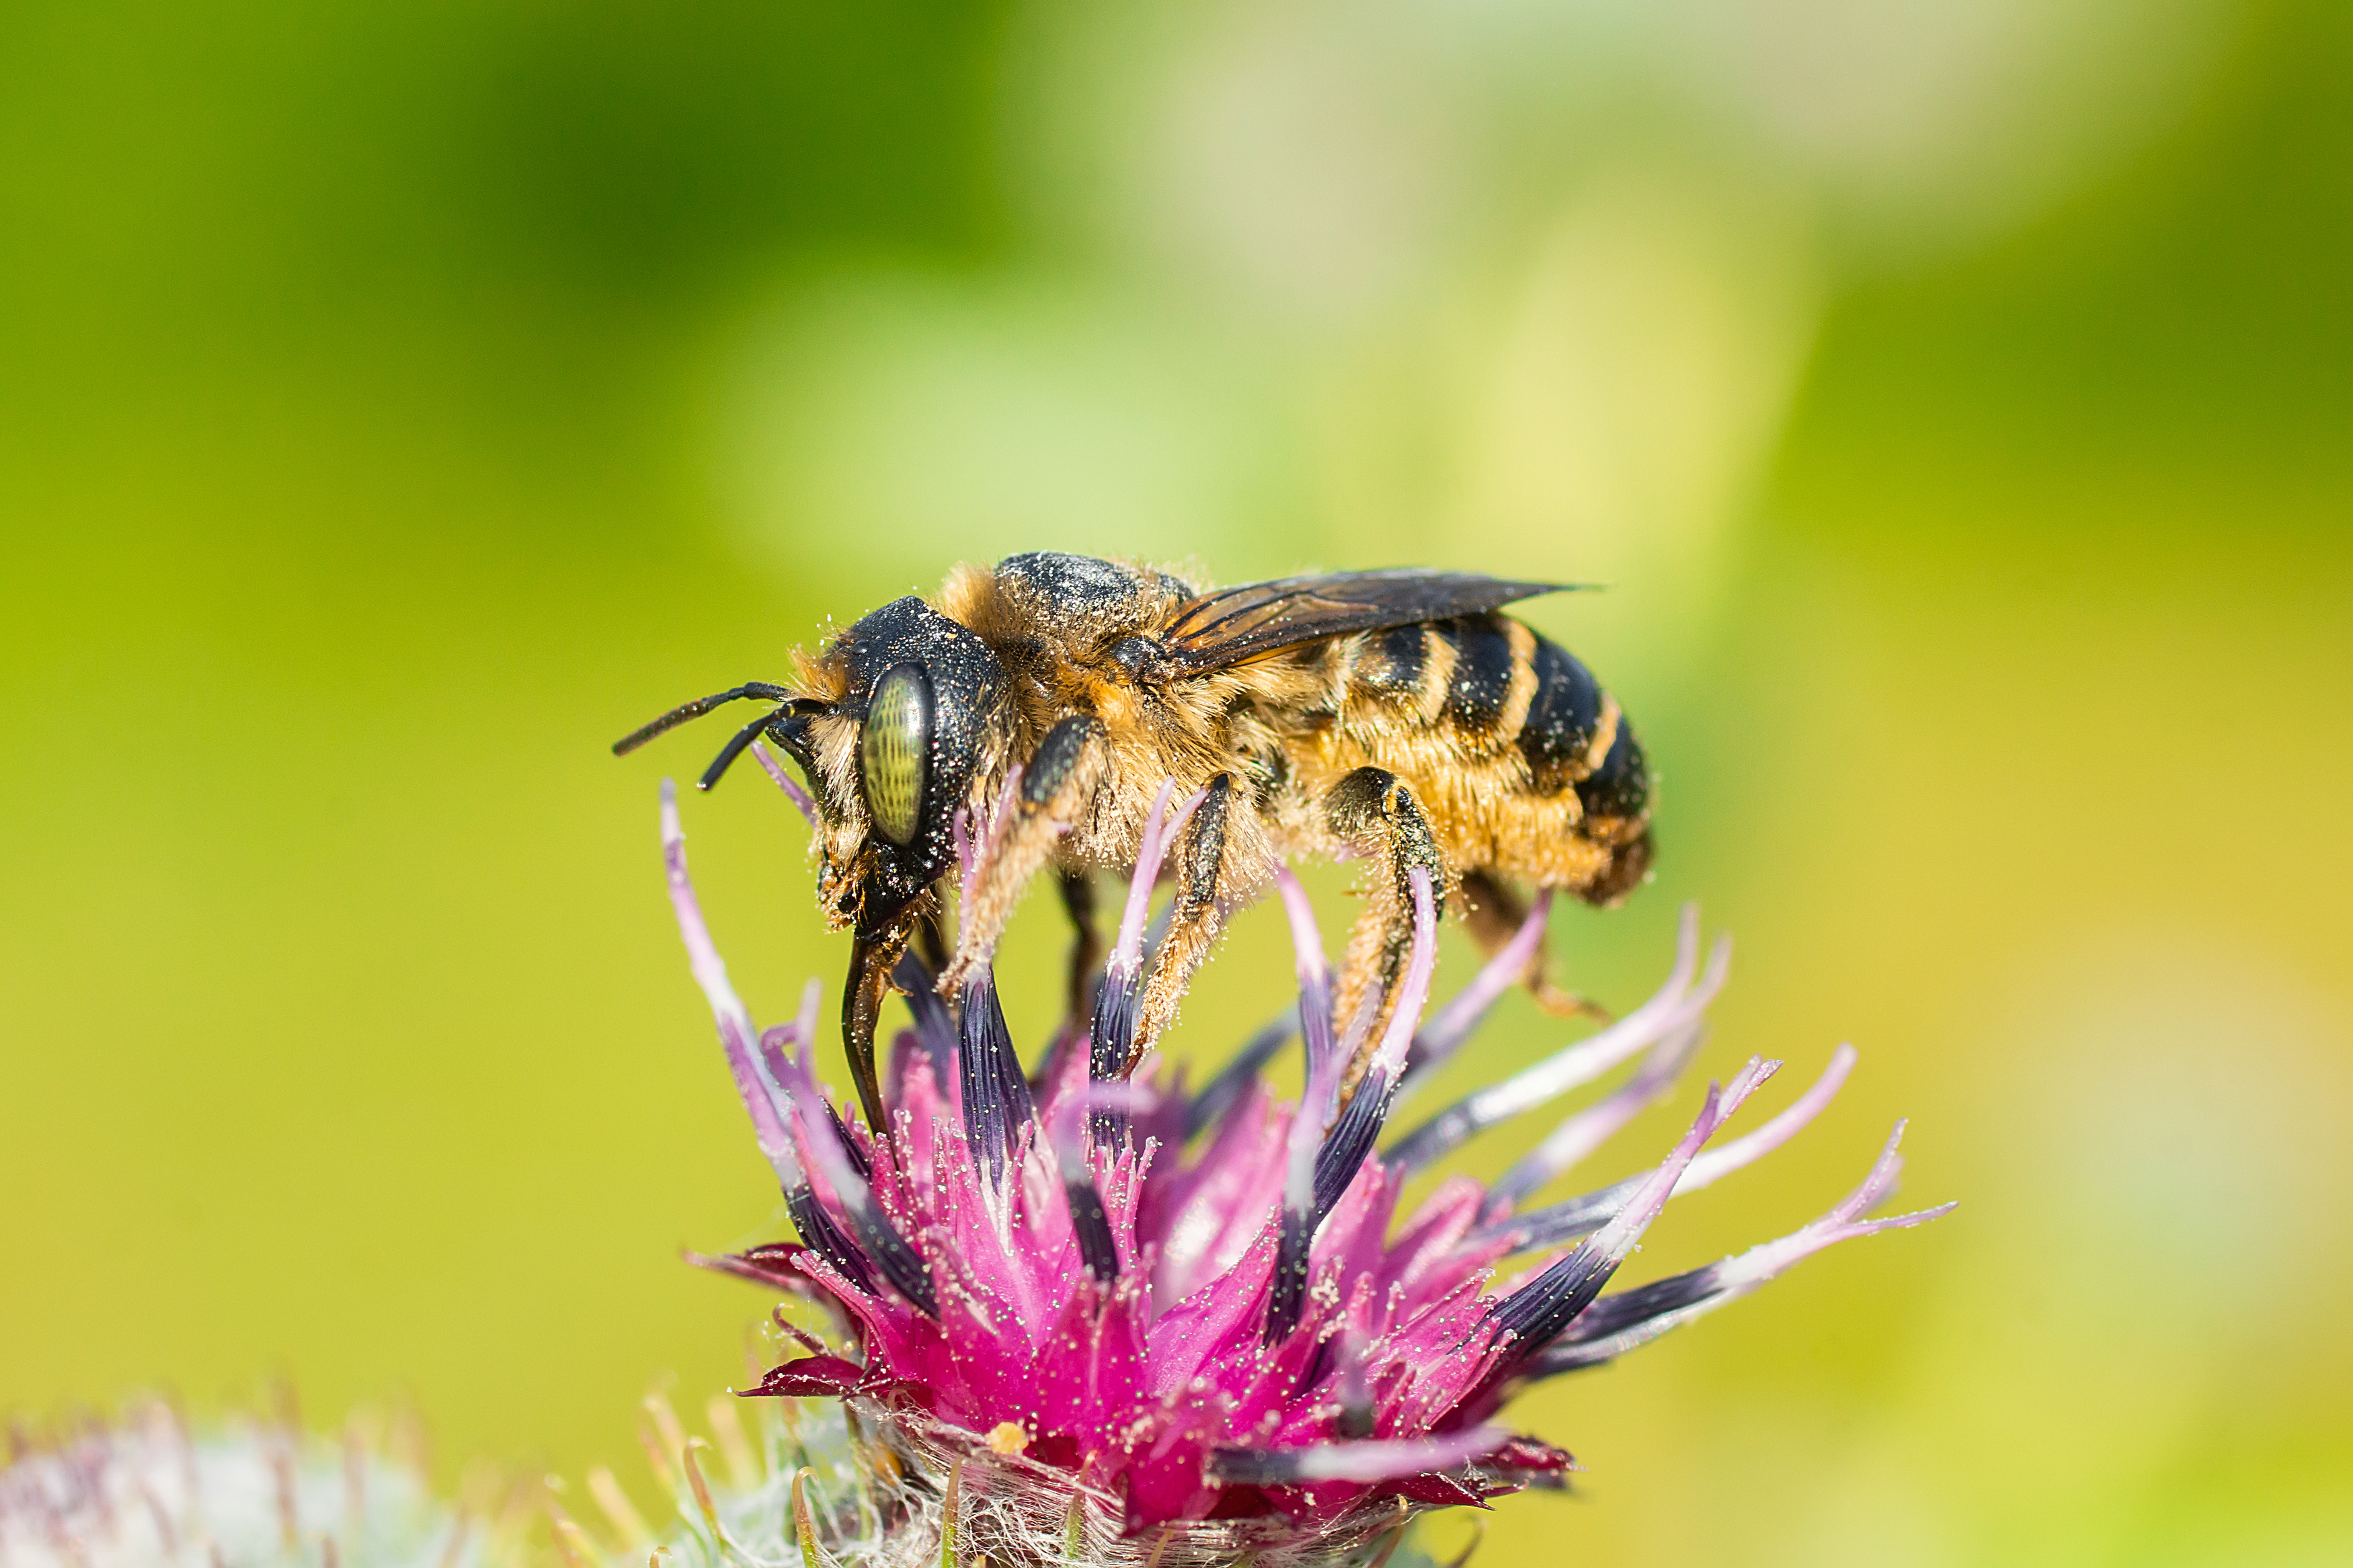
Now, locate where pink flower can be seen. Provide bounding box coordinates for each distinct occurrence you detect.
[658,771,1949,1559]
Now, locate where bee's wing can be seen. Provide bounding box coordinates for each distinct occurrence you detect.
[1159,570,1581,672]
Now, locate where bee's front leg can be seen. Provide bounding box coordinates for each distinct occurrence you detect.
[941,714,1107,994]
[1325,767,1449,1095]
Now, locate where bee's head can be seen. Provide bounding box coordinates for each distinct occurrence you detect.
[614,596,1009,941]
[811,597,1008,935]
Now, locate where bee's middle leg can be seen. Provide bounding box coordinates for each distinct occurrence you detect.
[1131,773,1258,1061]
[1459,868,1609,1022]
[1056,864,1101,1028]
[1325,766,1449,1090]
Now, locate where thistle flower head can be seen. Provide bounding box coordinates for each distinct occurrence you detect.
[659,771,1950,1565]
[0,1402,493,1568]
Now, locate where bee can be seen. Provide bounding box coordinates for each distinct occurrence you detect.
[614,552,1652,1128]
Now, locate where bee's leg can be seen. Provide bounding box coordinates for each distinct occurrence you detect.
[1459,868,1610,1022]
[914,903,950,975]
[1057,866,1102,1029]
[1131,773,1246,1061]
[1325,767,1449,1094]
[941,715,1107,993]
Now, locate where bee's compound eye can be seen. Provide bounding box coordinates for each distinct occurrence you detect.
[860,663,932,845]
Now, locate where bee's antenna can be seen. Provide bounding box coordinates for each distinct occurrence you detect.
[697,710,794,792]
[611,683,799,757]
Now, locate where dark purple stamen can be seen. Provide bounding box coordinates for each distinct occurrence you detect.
[1482,1180,1635,1253]
[784,1186,877,1295]
[1066,1174,1120,1284]
[891,949,958,1098]
[822,1167,936,1317]
[824,1099,874,1182]
[958,971,1035,1190]
[1183,1014,1295,1143]
[1310,1073,1398,1223]
[1526,1267,1724,1374]
[1086,974,1139,1137]
[1264,1203,1316,1346]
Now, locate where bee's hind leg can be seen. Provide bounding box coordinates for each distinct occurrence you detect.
[1459,868,1611,1023]
[1325,767,1449,1094]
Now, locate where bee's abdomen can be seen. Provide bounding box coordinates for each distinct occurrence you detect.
[1335,615,1649,820]
[1441,616,1517,728]
[1328,617,1653,902]
[1515,629,1652,901]
[1354,624,1429,697]
[1516,630,1651,819]
[1574,712,1650,821]
[1515,634,1606,786]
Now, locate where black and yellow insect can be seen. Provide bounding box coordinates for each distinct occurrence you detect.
[615,553,1652,1126]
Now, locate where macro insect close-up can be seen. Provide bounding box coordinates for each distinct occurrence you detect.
[11,5,2350,1565]
[614,554,1655,1126]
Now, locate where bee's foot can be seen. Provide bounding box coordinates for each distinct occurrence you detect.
[1531,982,1615,1025]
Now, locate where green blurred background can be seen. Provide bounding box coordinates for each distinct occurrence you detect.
[5,1,2350,1561]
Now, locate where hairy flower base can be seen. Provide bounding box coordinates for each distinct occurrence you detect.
[667,1397,1434,1568]
[661,770,1952,1562]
